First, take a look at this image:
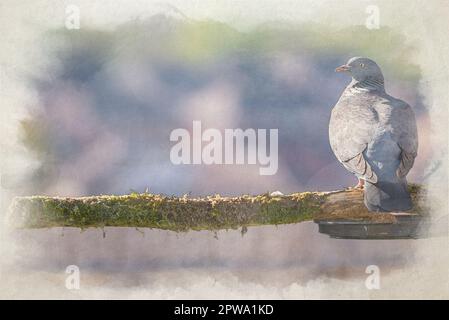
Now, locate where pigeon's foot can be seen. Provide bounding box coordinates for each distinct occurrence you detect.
[346,179,364,190]
[355,179,365,190]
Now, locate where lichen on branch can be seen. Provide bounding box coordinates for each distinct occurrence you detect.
[8,185,424,231]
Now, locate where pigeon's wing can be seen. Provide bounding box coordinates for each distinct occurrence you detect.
[329,98,378,183]
[391,100,418,177]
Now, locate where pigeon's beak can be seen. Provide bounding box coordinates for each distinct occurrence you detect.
[335,64,351,73]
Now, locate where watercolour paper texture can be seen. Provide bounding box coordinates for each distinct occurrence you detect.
[0,0,448,299]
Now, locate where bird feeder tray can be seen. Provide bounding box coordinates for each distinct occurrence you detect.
[314,213,429,239]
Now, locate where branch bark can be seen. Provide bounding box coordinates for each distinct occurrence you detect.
[8,185,423,231]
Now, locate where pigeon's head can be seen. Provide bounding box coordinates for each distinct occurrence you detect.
[335,57,384,84]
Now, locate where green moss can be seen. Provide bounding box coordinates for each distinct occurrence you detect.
[9,186,425,231]
[9,192,327,232]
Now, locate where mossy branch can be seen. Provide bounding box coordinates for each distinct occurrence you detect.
[8,185,424,232]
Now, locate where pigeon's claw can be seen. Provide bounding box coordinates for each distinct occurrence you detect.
[354,178,365,190]
[345,179,365,191]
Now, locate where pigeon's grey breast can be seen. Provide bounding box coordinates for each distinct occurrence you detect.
[329,90,380,182]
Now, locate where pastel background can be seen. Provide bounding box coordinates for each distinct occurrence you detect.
[0,0,448,299]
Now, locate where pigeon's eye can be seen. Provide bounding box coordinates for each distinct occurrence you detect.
[360,63,365,68]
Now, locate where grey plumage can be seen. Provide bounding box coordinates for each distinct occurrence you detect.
[330,57,418,212]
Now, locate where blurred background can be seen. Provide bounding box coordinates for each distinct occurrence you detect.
[1,1,447,300]
[8,12,429,197]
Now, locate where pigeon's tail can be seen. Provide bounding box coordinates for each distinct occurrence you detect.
[364,180,412,212]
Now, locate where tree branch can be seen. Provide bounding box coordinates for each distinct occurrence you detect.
[8,185,423,231]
